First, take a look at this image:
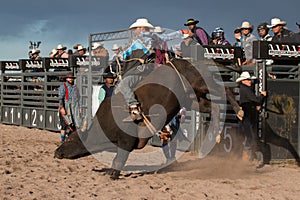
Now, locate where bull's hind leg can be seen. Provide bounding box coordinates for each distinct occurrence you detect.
[110,148,130,180]
[199,97,220,141]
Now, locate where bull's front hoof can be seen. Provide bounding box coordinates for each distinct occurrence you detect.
[110,170,121,180]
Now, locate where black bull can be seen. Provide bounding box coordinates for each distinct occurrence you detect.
[55,58,243,179]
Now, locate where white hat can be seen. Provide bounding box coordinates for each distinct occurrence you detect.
[57,44,67,50]
[31,49,40,54]
[49,48,58,57]
[182,34,190,39]
[241,21,254,30]
[129,18,154,29]
[77,45,86,51]
[92,43,103,50]
[267,18,287,28]
[236,71,257,83]
[112,44,120,50]
[153,26,165,33]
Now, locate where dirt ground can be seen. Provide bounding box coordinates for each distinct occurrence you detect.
[1,123,300,200]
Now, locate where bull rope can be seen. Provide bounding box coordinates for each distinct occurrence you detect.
[166,60,188,92]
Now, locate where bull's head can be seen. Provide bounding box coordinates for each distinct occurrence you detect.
[54,131,91,159]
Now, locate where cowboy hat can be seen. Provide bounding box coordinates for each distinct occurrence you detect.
[184,19,199,26]
[103,72,117,79]
[129,18,154,29]
[296,22,300,27]
[267,18,287,28]
[57,44,67,50]
[111,44,120,51]
[153,26,165,33]
[64,72,76,79]
[240,21,254,30]
[31,49,40,55]
[92,43,103,50]
[73,43,82,49]
[77,45,86,51]
[236,71,256,83]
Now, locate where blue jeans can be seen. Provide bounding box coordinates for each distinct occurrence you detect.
[117,74,143,106]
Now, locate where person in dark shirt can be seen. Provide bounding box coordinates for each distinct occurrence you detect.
[236,71,267,164]
[268,18,295,43]
[98,72,116,105]
[184,18,210,45]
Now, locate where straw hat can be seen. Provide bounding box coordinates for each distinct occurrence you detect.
[267,18,287,28]
[129,18,154,29]
[57,44,67,50]
[153,26,165,33]
[236,71,256,83]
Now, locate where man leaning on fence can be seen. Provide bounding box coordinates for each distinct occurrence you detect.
[58,72,83,143]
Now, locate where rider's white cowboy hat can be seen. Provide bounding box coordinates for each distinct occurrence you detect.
[236,71,256,83]
[129,18,154,29]
[57,44,67,50]
[153,26,165,33]
[267,18,287,28]
[111,44,120,50]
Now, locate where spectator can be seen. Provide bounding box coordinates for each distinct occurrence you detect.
[111,44,123,61]
[268,18,295,43]
[293,22,300,43]
[257,22,272,41]
[76,45,87,56]
[98,72,117,105]
[30,49,42,60]
[184,18,210,46]
[108,44,123,74]
[152,26,169,65]
[240,21,258,66]
[211,27,231,45]
[175,34,197,58]
[49,48,58,58]
[92,43,109,57]
[72,43,82,55]
[58,72,82,143]
[257,22,273,65]
[56,44,69,58]
[236,71,267,166]
[233,28,243,48]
